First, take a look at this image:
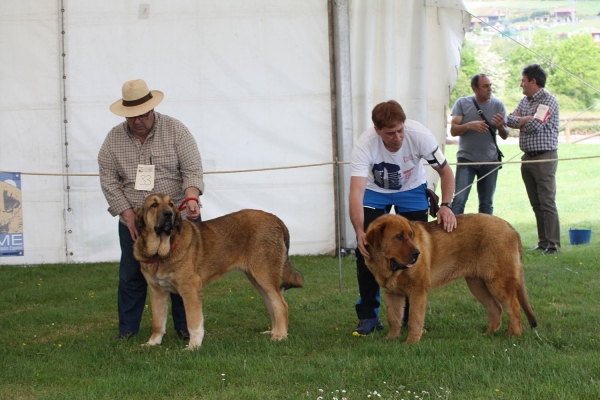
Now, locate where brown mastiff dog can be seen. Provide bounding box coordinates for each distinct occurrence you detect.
[364,213,537,343]
[133,193,304,350]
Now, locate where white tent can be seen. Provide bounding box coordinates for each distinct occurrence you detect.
[0,0,469,265]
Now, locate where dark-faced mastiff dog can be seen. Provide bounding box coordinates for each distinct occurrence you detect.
[133,193,304,350]
[364,213,537,343]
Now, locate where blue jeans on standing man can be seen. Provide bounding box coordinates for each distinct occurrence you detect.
[451,157,498,215]
[118,221,188,333]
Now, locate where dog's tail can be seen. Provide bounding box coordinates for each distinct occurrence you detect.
[278,218,304,292]
[281,259,304,293]
[518,271,538,328]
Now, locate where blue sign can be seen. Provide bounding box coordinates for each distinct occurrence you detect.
[0,172,23,257]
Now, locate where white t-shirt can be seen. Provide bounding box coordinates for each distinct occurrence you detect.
[350,119,444,194]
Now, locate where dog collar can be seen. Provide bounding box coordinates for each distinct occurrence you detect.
[144,236,182,265]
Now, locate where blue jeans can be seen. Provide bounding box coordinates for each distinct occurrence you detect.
[118,221,187,332]
[451,157,498,215]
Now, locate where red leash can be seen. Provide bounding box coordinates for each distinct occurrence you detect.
[178,197,199,211]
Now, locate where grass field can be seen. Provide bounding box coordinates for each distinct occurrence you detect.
[1,144,600,399]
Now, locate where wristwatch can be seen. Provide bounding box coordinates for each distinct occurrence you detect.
[440,202,452,208]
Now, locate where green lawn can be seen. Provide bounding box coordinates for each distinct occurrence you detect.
[1,144,599,399]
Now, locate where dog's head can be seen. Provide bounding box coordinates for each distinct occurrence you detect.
[365,214,421,275]
[135,193,182,237]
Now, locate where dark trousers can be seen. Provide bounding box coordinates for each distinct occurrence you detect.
[355,207,428,320]
[521,150,561,249]
[117,222,188,332]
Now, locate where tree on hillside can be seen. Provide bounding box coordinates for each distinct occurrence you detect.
[550,34,600,109]
[449,41,480,106]
[504,31,600,110]
[507,30,556,90]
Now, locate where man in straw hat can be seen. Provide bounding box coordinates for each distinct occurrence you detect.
[98,79,204,341]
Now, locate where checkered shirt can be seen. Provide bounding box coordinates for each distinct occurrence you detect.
[507,89,559,153]
[98,112,204,218]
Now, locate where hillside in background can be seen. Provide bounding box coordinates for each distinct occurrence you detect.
[452,0,600,125]
[464,0,600,45]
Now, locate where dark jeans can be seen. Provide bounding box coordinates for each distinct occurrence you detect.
[118,221,189,332]
[451,157,499,215]
[355,207,428,320]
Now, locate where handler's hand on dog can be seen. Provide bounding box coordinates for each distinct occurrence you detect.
[186,200,200,221]
[357,231,371,260]
[437,206,457,233]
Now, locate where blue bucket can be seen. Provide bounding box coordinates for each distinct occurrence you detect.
[569,229,591,245]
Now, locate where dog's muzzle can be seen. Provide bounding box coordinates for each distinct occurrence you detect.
[154,209,174,235]
[390,250,420,271]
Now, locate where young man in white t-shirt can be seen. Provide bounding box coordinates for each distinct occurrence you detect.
[349,100,457,336]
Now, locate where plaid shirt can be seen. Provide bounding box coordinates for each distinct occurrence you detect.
[98,112,204,219]
[507,88,559,153]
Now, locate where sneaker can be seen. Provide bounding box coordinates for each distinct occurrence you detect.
[352,318,384,336]
[113,331,136,340]
[542,248,558,255]
[176,329,190,340]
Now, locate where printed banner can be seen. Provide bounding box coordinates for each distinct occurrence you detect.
[0,172,23,257]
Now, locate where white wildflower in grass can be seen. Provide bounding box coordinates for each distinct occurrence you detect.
[318,389,323,392]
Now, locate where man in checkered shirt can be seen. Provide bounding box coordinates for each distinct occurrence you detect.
[507,64,560,255]
[98,79,204,341]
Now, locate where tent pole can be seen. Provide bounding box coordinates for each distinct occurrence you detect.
[336,158,343,291]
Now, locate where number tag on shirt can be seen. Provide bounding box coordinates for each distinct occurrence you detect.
[135,164,155,191]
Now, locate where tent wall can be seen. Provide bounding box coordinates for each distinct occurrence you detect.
[0,0,467,265]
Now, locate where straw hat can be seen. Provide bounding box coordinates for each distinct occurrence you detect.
[110,79,164,117]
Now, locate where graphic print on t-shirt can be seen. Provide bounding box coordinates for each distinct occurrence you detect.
[372,162,401,190]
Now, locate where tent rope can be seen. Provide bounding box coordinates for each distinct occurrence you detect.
[2,154,599,177]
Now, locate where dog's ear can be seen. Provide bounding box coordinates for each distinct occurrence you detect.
[135,205,146,231]
[408,221,416,239]
[365,219,386,250]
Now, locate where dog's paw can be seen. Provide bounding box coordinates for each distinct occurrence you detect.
[141,342,159,347]
[183,343,202,351]
[263,330,287,341]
